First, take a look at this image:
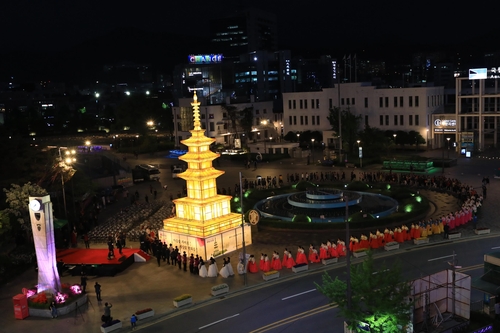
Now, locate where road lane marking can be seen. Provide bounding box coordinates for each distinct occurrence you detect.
[250,304,338,333]
[428,254,455,262]
[198,313,239,330]
[281,288,316,301]
[492,246,500,249]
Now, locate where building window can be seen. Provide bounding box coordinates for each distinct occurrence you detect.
[289,116,292,125]
[379,97,383,108]
[311,99,315,109]
[316,99,319,108]
[365,115,368,127]
[415,96,419,107]
[209,122,214,131]
[329,98,332,109]
[300,116,303,125]
[293,116,297,125]
[394,96,398,107]
[380,115,383,126]
[400,115,404,125]
[300,100,303,109]
[409,96,413,107]
[385,115,389,125]
[341,98,345,105]
[346,98,350,105]
[394,115,398,125]
[304,99,308,109]
[263,109,267,114]
[385,97,389,107]
[415,115,419,126]
[288,100,292,109]
[312,116,315,125]
[400,96,404,107]
[305,116,308,125]
[351,98,355,105]
[365,97,368,108]
[316,115,320,125]
[409,115,413,126]
[256,109,260,114]
[293,100,296,109]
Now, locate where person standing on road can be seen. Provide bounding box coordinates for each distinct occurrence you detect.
[80,274,87,293]
[49,301,58,318]
[131,314,137,329]
[94,282,102,301]
[103,303,113,323]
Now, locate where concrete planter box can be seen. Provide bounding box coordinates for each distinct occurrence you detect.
[322,258,339,265]
[100,321,122,333]
[413,237,429,245]
[475,228,490,235]
[28,293,88,318]
[448,232,461,240]
[136,310,154,320]
[211,287,229,296]
[292,264,309,273]
[173,297,192,308]
[353,250,367,258]
[384,242,400,251]
[263,271,280,281]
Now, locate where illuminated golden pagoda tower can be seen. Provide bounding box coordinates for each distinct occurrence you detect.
[159,92,251,259]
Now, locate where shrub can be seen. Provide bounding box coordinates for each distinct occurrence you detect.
[174,294,192,302]
[263,270,279,276]
[102,319,121,328]
[293,263,307,268]
[211,284,229,291]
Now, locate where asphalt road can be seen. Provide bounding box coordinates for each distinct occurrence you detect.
[131,233,497,333]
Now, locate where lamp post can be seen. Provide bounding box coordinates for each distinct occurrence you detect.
[344,194,351,311]
[357,140,362,168]
[442,135,445,174]
[269,136,273,154]
[239,172,247,287]
[48,146,76,219]
[447,137,451,159]
[311,138,315,163]
[426,129,429,149]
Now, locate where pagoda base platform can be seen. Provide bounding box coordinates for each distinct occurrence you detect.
[158,224,252,260]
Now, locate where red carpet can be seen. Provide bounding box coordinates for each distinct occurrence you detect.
[56,248,141,265]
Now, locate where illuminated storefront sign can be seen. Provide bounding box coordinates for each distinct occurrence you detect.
[188,54,223,64]
[468,67,500,80]
[434,118,456,133]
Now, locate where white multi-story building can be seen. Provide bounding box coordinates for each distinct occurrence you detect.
[172,96,282,147]
[282,82,444,148]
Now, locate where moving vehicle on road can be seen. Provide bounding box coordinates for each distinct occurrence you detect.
[132,164,160,182]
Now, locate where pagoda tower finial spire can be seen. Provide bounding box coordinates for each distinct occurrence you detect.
[191,91,202,131]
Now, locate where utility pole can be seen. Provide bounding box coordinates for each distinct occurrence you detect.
[239,172,247,287]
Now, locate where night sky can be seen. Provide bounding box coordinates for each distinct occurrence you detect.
[2,1,499,53]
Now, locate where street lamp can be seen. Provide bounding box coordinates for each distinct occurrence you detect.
[357,140,362,168]
[56,147,76,218]
[442,135,445,174]
[447,137,451,159]
[297,133,300,143]
[311,138,315,163]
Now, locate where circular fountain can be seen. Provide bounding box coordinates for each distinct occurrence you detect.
[254,187,398,223]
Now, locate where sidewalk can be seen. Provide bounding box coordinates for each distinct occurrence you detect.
[1,151,498,333]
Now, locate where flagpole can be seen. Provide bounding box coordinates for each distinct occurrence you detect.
[239,171,247,287]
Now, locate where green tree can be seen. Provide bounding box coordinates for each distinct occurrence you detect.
[239,107,254,145]
[358,126,392,158]
[3,183,48,232]
[316,251,412,333]
[327,107,362,153]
